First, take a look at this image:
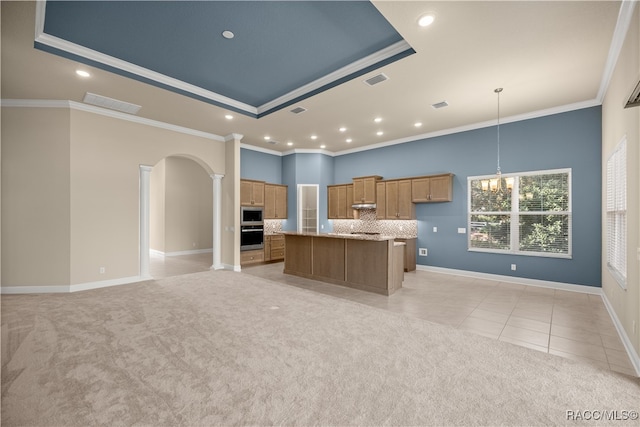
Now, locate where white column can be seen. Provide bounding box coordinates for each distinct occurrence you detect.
[139,165,153,279]
[211,173,225,270]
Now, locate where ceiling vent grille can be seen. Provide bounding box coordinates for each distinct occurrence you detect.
[431,101,449,109]
[266,140,279,145]
[363,73,389,86]
[83,92,142,115]
[290,106,307,114]
[625,80,640,108]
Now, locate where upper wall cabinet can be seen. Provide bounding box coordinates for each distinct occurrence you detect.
[240,179,265,206]
[352,175,382,204]
[328,184,358,219]
[411,174,453,203]
[377,179,415,219]
[264,184,288,219]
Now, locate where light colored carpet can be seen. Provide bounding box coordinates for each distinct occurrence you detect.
[2,270,639,426]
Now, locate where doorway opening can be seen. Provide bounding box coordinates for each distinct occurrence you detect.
[297,184,318,233]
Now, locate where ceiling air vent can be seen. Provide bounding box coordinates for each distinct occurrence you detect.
[266,140,279,145]
[290,106,307,114]
[625,80,640,108]
[431,101,449,109]
[83,92,142,115]
[363,73,389,87]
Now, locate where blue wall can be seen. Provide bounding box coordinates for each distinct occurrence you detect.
[240,148,282,183]
[240,106,602,287]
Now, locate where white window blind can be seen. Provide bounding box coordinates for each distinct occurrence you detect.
[468,169,571,258]
[606,137,627,288]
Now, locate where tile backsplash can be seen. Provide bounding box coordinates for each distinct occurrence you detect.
[332,209,417,238]
[264,220,283,235]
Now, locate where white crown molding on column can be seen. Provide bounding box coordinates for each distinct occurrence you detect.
[225,133,244,142]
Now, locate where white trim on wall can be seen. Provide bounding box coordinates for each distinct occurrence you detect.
[416,265,602,295]
[239,99,601,158]
[596,0,638,102]
[0,99,226,142]
[601,292,640,376]
[1,275,150,294]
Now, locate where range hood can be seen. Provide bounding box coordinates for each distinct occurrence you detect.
[351,203,377,209]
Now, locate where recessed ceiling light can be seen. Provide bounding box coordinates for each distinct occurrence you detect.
[339,127,347,132]
[346,138,352,143]
[414,122,423,128]
[377,131,384,136]
[222,30,234,39]
[225,114,233,120]
[374,117,382,123]
[287,142,293,146]
[75,70,90,78]
[320,144,326,149]
[418,14,435,27]
[311,135,318,140]
[264,136,271,140]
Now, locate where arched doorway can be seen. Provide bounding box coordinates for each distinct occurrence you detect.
[140,155,222,279]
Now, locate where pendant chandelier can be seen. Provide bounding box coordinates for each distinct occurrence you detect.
[482,87,513,193]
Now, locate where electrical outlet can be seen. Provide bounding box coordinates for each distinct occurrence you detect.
[99,267,106,274]
[419,248,428,256]
[433,227,438,232]
[511,264,517,271]
[457,228,466,234]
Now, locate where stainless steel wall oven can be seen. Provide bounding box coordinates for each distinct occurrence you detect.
[240,207,264,251]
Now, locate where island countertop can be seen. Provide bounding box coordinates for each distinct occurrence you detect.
[282,232,404,295]
[278,231,397,242]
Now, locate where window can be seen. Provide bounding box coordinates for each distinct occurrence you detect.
[468,169,571,258]
[606,137,626,288]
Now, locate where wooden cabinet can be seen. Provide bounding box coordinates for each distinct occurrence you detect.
[411,174,453,202]
[328,184,358,219]
[264,184,287,219]
[264,234,285,262]
[352,176,382,204]
[376,179,415,219]
[395,238,416,272]
[240,249,264,265]
[241,179,265,206]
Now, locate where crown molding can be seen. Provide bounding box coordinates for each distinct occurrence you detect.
[240,143,282,156]
[256,40,413,114]
[1,98,226,142]
[225,133,244,142]
[597,0,637,102]
[34,1,256,116]
[333,99,601,156]
[34,1,412,119]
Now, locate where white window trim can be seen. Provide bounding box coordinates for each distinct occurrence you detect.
[606,136,627,289]
[467,168,572,259]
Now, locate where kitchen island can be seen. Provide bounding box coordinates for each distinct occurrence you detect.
[281,232,405,295]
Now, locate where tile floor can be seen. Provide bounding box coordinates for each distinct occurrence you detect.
[151,254,638,377]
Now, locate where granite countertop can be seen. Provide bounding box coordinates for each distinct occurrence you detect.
[279,231,397,242]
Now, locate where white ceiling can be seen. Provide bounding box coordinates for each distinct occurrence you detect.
[1,1,627,155]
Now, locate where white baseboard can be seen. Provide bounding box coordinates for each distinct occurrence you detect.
[151,248,213,257]
[1,275,151,294]
[416,265,602,295]
[601,293,640,376]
